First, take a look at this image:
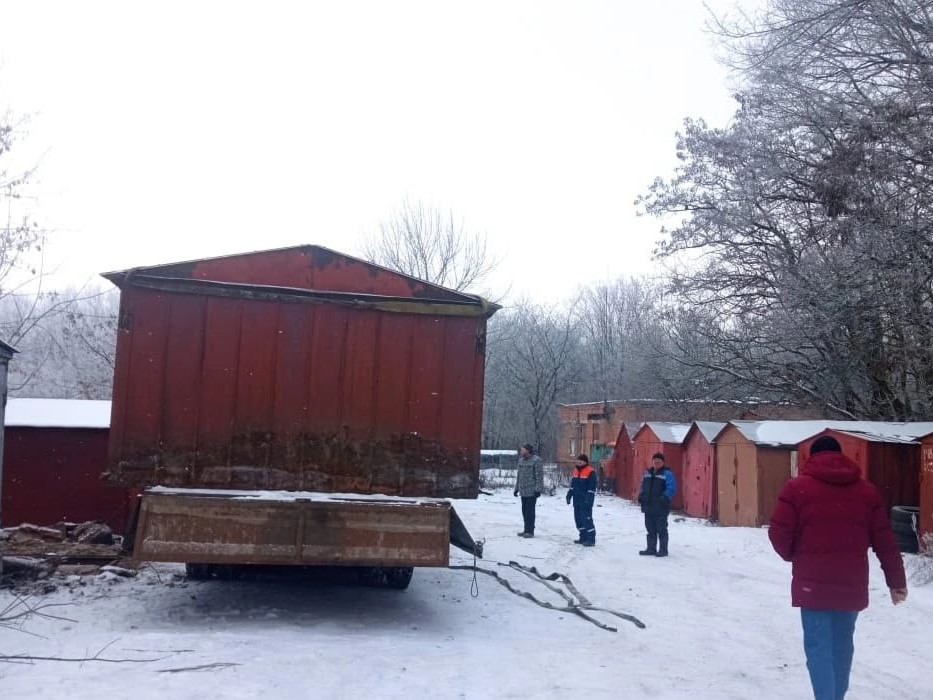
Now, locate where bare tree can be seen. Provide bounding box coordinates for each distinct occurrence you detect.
[4,287,118,399]
[490,301,584,457]
[363,199,499,294]
[639,0,933,419]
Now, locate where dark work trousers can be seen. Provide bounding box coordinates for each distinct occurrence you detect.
[521,495,538,534]
[644,511,669,552]
[574,505,596,544]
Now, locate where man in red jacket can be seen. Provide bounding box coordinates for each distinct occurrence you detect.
[769,436,908,700]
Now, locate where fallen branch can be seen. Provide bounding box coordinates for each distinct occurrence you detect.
[158,662,241,673]
[1,639,168,665]
[1,596,76,635]
[449,561,646,632]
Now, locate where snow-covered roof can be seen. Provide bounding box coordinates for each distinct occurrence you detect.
[724,420,933,447]
[834,430,918,445]
[4,398,112,429]
[481,449,518,456]
[148,486,445,506]
[559,397,787,408]
[691,421,728,443]
[638,422,692,444]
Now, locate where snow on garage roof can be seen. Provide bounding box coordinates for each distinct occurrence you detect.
[4,398,111,429]
[638,422,692,444]
[692,421,728,442]
[726,420,933,447]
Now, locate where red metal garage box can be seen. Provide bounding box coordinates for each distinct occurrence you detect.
[102,245,498,499]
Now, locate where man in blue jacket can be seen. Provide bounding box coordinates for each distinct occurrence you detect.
[638,452,676,557]
[566,454,597,546]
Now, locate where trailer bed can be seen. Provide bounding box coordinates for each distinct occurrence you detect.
[132,488,479,568]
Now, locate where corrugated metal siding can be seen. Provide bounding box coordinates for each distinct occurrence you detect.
[631,427,685,509]
[2,427,129,530]
[105,249,491,499]
[683,428,717,519]
[921,438,933,540]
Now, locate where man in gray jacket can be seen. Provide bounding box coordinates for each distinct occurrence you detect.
[514,443,545,537]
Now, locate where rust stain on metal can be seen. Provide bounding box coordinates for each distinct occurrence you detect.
[104,246,497,500]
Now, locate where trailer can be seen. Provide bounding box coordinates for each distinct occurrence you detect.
[105,245,498,587]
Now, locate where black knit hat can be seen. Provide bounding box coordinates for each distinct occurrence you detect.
[652,452,665,461]
[522,443,535,454]
[576,454,589,463]
[811,436,842,454]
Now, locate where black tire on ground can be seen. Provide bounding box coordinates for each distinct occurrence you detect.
[891,506,921,525]
[359,566,414,589]
[384,567,414,590]
[894,530,920,554]
[185,563,215,580]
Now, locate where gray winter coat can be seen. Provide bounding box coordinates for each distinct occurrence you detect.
[515,455,545,497]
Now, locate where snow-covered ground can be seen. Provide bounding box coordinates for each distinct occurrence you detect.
[1,492,930,700]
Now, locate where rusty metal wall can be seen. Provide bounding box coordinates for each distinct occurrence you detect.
[605,424,633,499]
[2,427,130,531]
[125,246,471,301]
[682,430,716,520]
[105,248,491,498]
[921,438,933,540]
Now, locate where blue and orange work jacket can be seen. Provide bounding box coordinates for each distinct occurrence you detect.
[567,464,597,509]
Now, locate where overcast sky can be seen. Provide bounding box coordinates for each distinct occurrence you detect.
[1,1,742,303]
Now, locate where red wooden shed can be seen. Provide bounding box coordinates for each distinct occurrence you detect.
[631,422,690,509]
[2,399,130,531]
[798,427,928,516]
[682,421,726,520]
[102,245,498,498]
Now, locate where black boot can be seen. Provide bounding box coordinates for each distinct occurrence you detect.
[639,534,657,556]
[656,533,669,557]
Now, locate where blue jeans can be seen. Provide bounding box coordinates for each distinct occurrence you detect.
[800,609,859,700]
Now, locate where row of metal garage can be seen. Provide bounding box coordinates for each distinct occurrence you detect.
[603,419,933,541]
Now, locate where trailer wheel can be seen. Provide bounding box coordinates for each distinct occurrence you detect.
[185,563,214,580]
[384,567,414,590]
[359,566,414,589]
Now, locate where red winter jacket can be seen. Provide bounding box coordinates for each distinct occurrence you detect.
[768,451,906,611]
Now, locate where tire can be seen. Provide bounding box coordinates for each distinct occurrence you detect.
[891,506,920,525]
[384,567,414,590]
[895,531,920,554]
[359,566,414,590]
[185,563,215,580]
[890,506,920,554]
